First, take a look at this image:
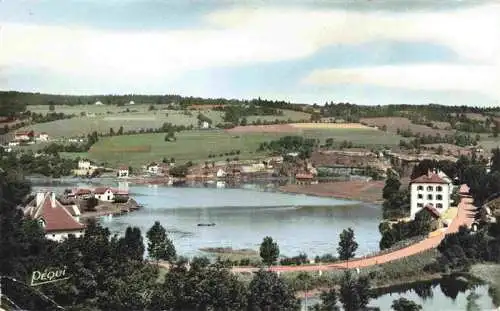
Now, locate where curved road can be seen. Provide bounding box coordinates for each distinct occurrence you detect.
[232,187,475,273]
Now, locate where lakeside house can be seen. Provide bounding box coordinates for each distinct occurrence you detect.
[117,166,129,178]
[68,188,93,199]
[146,162,160,175]
[24,191,85,242]
[410,169,453,220]
[295,172,316,185]
[94,187,129,202]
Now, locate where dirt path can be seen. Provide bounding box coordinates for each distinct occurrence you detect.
[232,188,475,273]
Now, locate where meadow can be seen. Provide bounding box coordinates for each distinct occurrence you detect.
[20,105,310,138]
[82,127,404,167]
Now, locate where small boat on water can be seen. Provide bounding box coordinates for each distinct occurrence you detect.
[197,223,216,227]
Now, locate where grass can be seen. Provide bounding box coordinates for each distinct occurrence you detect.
[469,264,500,306]
[82,128,404,167]
[19,106,310,138]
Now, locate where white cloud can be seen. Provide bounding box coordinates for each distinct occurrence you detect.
[0,3,499,97]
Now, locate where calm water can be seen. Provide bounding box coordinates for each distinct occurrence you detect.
[301,281,498,311]
[33,180,381,257]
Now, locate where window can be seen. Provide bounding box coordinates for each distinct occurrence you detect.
[427,186,434,191]
[436,203,443,209]
[436,186,443,192]
[436,194,443,200]
[427,194,433,200]
[418,194,423,199]
[417,185,423,191]
[417,203,424,208]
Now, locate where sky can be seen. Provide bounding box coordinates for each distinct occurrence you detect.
[0,0,499,106]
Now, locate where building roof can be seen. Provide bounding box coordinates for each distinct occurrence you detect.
[15,131,33,136]
[94,187,111,194]
[24,193,85,232]
[74,188,92,195]
[423,204,441,219]
[111,188,129,195]
[296,173,313,179]
[411,172,448,184]
[118,166,129,170]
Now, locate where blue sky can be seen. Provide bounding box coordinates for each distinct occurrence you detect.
[1,0,499,106]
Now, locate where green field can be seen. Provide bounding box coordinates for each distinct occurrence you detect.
[20,105,311,138]
[81,128,404,167]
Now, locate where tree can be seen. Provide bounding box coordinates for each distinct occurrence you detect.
[391,298,422,311]
[146,221,176,262]
[310,287,340,311]
[109,127,115,136]
[493,121,499,138]
[49,103,55,111]
[117,126,124,135]
[247,270,300,311]
[259,236,280,266]
[339,270,370,311]
[118,227,145,261]
[383,169,401,200]
[337,228,358,261]
[491,147,500,174]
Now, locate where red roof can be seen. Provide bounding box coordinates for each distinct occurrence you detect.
[411,172,448,184]
[94,187,111,194]
[75,188,92,195]
[111,188,129,195]
[423,204,441,219]
[296,173,313,180]
[118,166,129,170]
[27,194,85,232]
[15,131,33,136]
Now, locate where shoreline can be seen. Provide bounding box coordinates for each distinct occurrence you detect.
[278,180,385,204]
[80,198,141,219]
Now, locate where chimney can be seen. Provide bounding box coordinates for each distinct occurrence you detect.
[36,191,45,207]
[51,192,56,207]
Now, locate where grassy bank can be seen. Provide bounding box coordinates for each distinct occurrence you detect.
[470,264,500,307]
[80,127,403,167]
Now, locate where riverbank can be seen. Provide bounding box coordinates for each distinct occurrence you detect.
[80,198,141,219]
[279,180,385,204]
[470,264,500,306]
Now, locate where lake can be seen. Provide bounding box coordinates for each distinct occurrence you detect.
[32,180,382,257]
[301,278,499,311]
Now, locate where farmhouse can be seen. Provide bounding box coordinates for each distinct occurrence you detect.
[117,166,130,178]
[146,162,160,175]
[94,187,115,202]
[24,191,85,242]
[37,132,49,142]
[14,130,34,142]
[410,169,453,220]
[69,188,93,199]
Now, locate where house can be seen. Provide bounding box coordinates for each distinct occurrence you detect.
[14,130,34,142]
[37,132,49,142]
[94,187,115,202]
[216,168,226,178]
[24,191,85,242]
[117,166,129,178]
[147,162,160,175]
[94,101,103,105]
[410,170,453,220]
[201,121,210,129]
[295,172,316,185]
[71,188,92,199]
[78,159,92,170]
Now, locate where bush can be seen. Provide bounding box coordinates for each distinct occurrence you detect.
[279,253,308,266]
[314,253,338,263]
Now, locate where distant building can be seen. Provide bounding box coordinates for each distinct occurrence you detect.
[201,121,210,129]
[94,101,103,105]
[24,191,85,242]
[78,159,92,170]
[69,188,93,199]
[146,162,160,175]
[216,168,226,178]
[410,170,453,220]
[94,187,115,202]
[14,130,34,142]
[37,132,49,142]
[117,166,129,178]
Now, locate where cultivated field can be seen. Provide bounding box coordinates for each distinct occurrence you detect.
[290,123,376,130]
[83,127,405,167]
[360,117,454,136]
[245,110,310,123]
[20,105,309,138]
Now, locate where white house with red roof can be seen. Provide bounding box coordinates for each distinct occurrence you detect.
[24,191,85,242]
[68,188,93,199]
[410,169,453,220]
[117,166,129,178]
[14,130,34,142]
[94,187,129,202]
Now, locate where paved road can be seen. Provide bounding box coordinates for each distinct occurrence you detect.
[232,189,475,273]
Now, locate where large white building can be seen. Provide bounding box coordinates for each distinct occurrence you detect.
[410,170,453,220]
[24,191,85,242]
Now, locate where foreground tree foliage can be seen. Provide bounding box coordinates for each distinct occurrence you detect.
[337,227,359,261]
[0,171,301,311]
